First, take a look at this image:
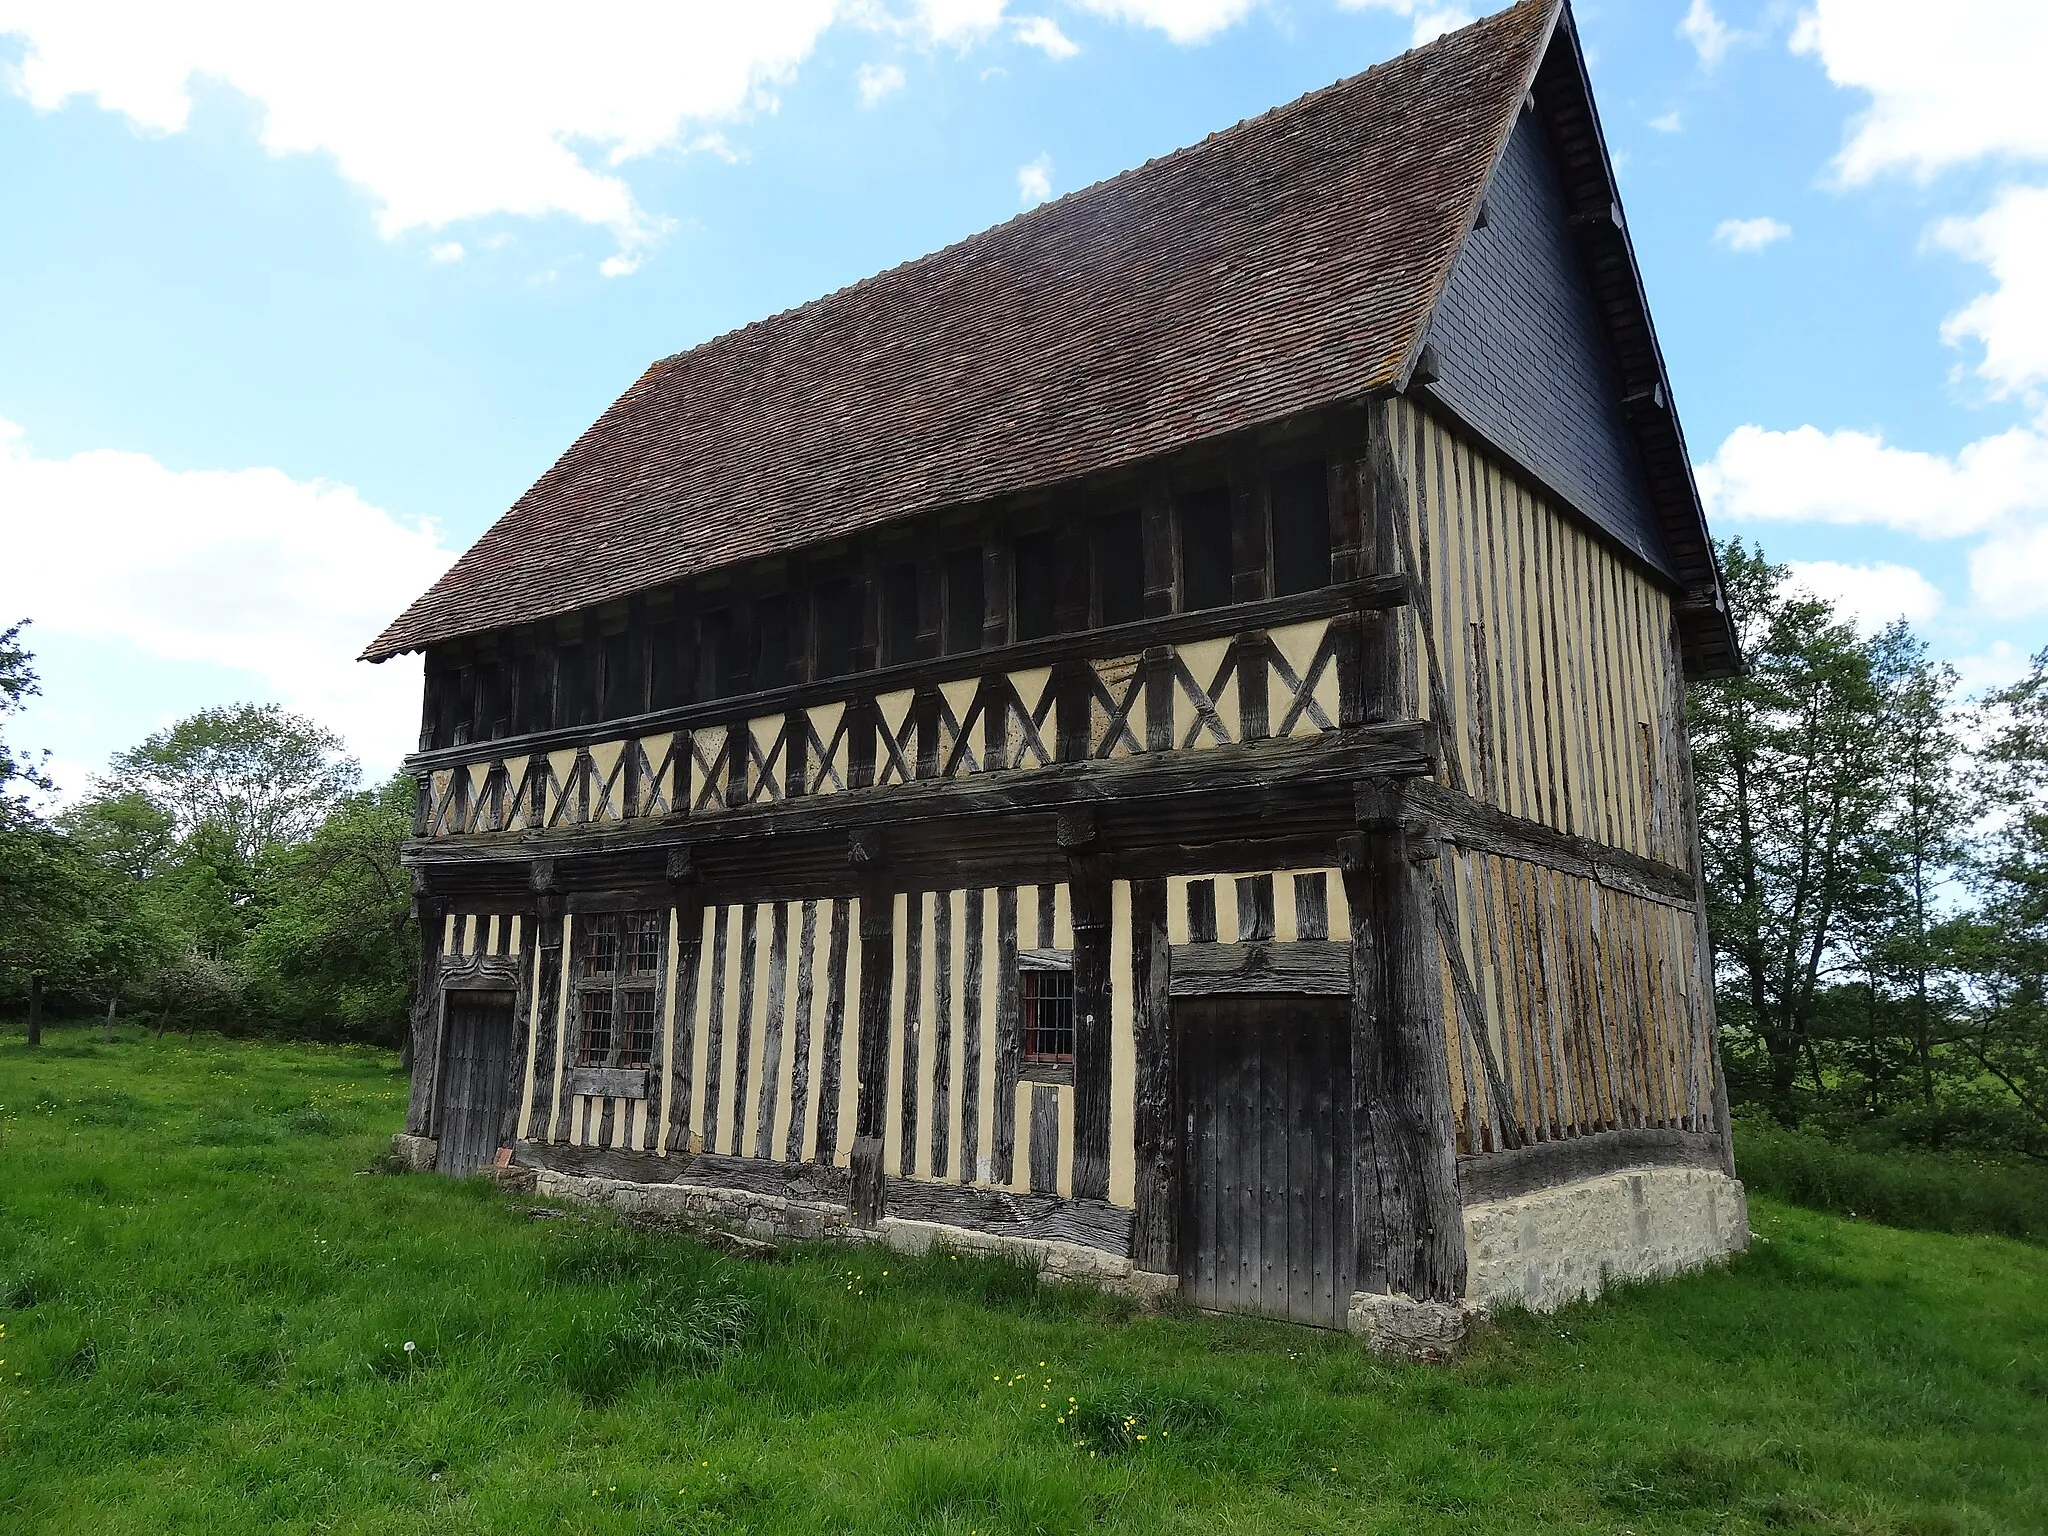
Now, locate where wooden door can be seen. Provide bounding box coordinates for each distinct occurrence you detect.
[1178,997,1354,1328]
[435,991,516,1176]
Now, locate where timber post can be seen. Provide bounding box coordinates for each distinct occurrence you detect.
[1128,875,1176,1275]
[1060,809,1113,1202]
[1343,777,1467,1303]
[405,874,445,1136]
[848,828,892,1225]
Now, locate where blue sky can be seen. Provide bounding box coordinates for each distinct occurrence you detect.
[2,0,2045,795]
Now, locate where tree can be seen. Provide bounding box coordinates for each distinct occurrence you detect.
[242,775,417,1045]
[1863,638,1965,1114]
[1689,542,1899,1124]
[1957,650,2048,1152]
[0,620,62,1042]
[107,704,360,864]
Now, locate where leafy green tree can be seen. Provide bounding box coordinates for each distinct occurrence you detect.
[1956,651,2048,1152]
[0,621,65,1042]
[1689,542,1900,1124]
[107,703,360,865]
[57,791,177,881]
[1863,638,1966,1116]
[242,775,417,1045]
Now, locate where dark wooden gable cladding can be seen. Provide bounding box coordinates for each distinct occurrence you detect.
[1421,107,1669,580]
[1413,6,1735,678]
[364,1,1557,664]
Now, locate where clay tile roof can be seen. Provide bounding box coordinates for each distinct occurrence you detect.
[364,0,1560,662]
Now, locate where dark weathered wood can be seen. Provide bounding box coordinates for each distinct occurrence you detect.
[1169,941,1351,996]
[812,899,852,1162]
[1346,777,1466,1303]
[1428,865,1522,1152]
[596,1094,617,1150]
[783,901,820,1162]
[754,900,790,1158]
[520,1137,851,1201]
[528,928,563,1142]
[406,913,444,1133]
[1129,877,1175,1274]
[1141,482,1177,619]
[1293,872,1330,941]
[1235,873,1275,941]
[960,888,986,1183]
[1457,1127,1725,1204]
[1029,1085,1060,1194]
[728,904,759,1155]
[408,576,1410,778]
[992,887,1022,1185]
[1178,997,1352,1327]
[929,892,954,1180]
[898,891,924,1177]
[435,990,517,1175]
[883,1179,1133,1256]
[568,1066,651,1100]
[409,722,1438,888]
[1406,778,1697,907]
[666,899,705,1154]
[1187,878,1217,944]
[1067,855,1112,1202]
[700,905,732,1154]
[849,885,894,1223]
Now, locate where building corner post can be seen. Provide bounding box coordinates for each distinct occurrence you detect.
[1343,777,1467,1306]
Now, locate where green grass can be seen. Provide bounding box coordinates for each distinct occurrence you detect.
[1732,1115,2048,1245]
[1,1027,2043,1534]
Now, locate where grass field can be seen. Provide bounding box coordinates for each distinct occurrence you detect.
[1,1027,2043,1534]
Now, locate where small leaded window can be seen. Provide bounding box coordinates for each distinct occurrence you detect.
[576,912,663,1070]
[1021,964,1075,1064]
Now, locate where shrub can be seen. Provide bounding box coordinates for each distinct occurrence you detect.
[1734,1116,2048,1244]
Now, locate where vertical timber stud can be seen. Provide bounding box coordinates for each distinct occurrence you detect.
[1342,779,1466,1304]
[848,828,892,1225]
[1060,810,1112,1202]
[407,885,445,1136]
[1129,876,1176,1274]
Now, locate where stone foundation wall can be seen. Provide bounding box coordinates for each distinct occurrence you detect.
[530,1167,1178,1304]
[1462,1165,1748,1314]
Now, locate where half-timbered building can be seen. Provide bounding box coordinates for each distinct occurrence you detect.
[368,0,1747,1341]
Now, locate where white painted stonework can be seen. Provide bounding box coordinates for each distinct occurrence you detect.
[1462,1165,1748,1314]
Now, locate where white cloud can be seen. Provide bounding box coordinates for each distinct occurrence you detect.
[1335,0,1474,46]
[598,252,641,278]
[1679,0,1737,67]
[1951,639,2030,696]
[856,61,906,105]
[1714,215,1791,253]
[427,240,465,264]
[1073,0,1259,46]
[1016,152,1052,205]
[910,0,1007,44]
[1933,185,2048,399]
[1698,421,2048,540]
[1013,15,1079,57]
[1784,560,1943,634]
[1792,0,2048,183]
[1649,110,1683,134]
[0,418,457,771]
[1699,418,2048,619]
[0,0,842,261]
